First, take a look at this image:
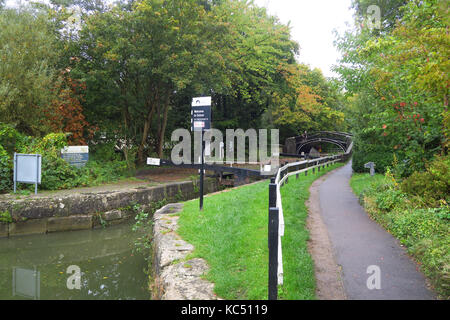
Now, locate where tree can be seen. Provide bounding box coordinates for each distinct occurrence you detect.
[45,70,94,145]
[270,63,345,141]
[351,0,409,32]
[0,8,60,136]
[75,0,232,163]
[336,0,449,174]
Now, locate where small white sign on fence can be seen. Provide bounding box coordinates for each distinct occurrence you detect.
[147,158,161,166]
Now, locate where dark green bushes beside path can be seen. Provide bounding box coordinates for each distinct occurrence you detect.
[176,163,343,300]
[350,159,450,299]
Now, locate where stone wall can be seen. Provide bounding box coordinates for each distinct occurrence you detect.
[0,179,220,238]
[151,203,220,300]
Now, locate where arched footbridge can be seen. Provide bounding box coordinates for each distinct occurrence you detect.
[283,131,353,156]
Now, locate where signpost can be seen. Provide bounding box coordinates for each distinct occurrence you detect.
[191,97,211,132]
[192,97,211,211]
[364,162,376,176]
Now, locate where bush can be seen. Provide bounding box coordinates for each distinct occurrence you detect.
[0,145,12,193]
[375,187,406,211]
[388,207,450,295]
[90,142,121,162]
[0,130,132,192]
[401,155,450,207]
[27,132,68,155]
[0,123,30,156]
[352,137,394,174]
[77,160,129,186]
[39,154,79,190]
[389,208,448,247]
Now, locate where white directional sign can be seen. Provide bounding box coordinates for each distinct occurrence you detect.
[147,158,161,166]
[192,96,212,107]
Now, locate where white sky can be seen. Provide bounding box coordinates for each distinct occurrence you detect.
[6,0,356,77]
[254,0,355,78]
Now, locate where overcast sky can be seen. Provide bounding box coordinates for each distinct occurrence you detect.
[254,0,355,78]
[6,0,356,77]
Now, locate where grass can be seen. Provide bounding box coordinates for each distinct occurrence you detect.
[349,172,385,197]
[176,162,344,300]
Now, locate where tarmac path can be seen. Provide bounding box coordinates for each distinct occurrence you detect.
[317,161,435,300]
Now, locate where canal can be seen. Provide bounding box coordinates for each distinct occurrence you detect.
[0,222,150,300]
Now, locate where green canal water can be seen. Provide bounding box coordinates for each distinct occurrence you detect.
[0,222,150,300]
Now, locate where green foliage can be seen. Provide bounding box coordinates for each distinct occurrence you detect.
[349,172,385,198]
[0,123,30,156]
[389,208,448,246]
[28,132,68,155]
[351,0,409,31]
[352,140,394,174]
[39,155,78,190]
[336,0,449,176]
[400,155,450,206]
[269,64,346,141]
[374,187,406,211]
[0,129,131,192]
[132,199,167,255]
[0,145,11,192]
[0,210,12,223]
[90,142,120,162]
[0,8,60,136]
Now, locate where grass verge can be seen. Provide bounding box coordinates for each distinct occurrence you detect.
[349,173,385,198]
[176,163,343,300]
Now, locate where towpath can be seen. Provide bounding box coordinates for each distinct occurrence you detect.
[311,161,435,299]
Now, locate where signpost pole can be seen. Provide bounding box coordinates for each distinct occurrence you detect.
[13,153,16,194]
[200,129,205,211]
[35,155,37,195]
[191,96,211,212]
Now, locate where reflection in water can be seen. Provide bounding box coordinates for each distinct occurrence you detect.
[12,267,40,300]
[0,222,150,300]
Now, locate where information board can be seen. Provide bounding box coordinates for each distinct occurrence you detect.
[61,146,89,168]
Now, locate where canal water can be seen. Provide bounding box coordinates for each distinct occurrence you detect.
[0,222,150,300]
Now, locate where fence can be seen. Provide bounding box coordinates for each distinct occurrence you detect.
[267,152,351,300]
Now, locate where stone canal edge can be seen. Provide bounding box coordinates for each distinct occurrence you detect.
[151,203,221,300]
[0,178,220,238]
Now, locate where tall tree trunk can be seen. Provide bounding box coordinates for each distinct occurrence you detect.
[137,88,158,164]
[157,93,171,158]
[122,100,131,166]
[155,102,162,154]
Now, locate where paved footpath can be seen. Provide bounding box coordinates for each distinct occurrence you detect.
[318,161,435,300]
